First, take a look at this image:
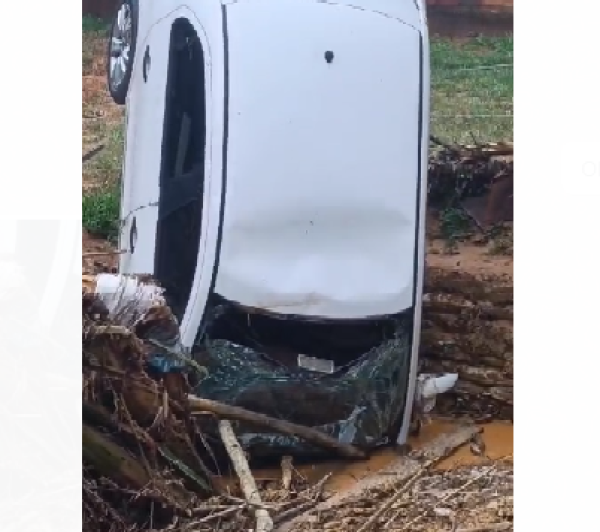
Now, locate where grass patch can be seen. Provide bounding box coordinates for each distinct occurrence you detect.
[82,25,125,191]
[82,16,109,73]
[83,185,121,241]
[430,36,513,143]
[83,122,125,189]
[83,16,108,33]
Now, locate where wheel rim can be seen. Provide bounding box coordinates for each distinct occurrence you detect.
[109,4,133,91]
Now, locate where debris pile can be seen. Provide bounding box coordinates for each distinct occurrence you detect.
[289,460,513,532]
[420,138,513,421]
[83,275,213,531]
[81,272,513,532]
[428,138,513,229]
[279,426,513,532]
[421,267,513,420]
[82,274,341,532]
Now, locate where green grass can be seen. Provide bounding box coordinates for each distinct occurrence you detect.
[83,122,125,188]
[82,22,123,239]
[82,185,121,241]
[83,16,108,33]
[430,36,513,144]
[82,23,125,197]
[82,120,124,238]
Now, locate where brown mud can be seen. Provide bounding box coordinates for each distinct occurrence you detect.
[422,233,513,421]
[428,8,513,39]
[242,420,513,495]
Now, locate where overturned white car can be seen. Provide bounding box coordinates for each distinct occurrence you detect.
[107,0,450,455]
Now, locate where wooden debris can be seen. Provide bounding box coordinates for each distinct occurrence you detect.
[82,249,127,258]
[188,395,366,459]
[219,420,274,532]
[456,524,512,532]
[276,424,480,532]
[281,456,293,493]
[393,462,500,531]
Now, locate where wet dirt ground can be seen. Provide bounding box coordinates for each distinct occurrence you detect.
[428,9,512,39]
[82,230,118,274]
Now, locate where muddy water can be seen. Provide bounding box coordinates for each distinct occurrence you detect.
[249,421,513,493]
[429,421,513,469]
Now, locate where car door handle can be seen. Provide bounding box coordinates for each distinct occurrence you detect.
[143,46,151,82]
[129,216,138,252]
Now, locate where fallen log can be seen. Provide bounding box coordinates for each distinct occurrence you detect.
[456,523,512,532]
[82,424,190,512]
[83,425,150,489]
[82,249,126,258]
[188,395,366,459]
[219,420,274,532]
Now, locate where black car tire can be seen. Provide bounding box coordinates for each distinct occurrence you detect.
[106,0,139,105]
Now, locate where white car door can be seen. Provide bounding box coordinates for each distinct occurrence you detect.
[119,5,227,350]
[118,11,170,276]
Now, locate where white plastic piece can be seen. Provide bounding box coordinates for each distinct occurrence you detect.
[94,273,165,319]
[415,373,459,414]
[420,373,458,399]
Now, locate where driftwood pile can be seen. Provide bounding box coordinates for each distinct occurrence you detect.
[82,275,361,532]
[83,281,213,531]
